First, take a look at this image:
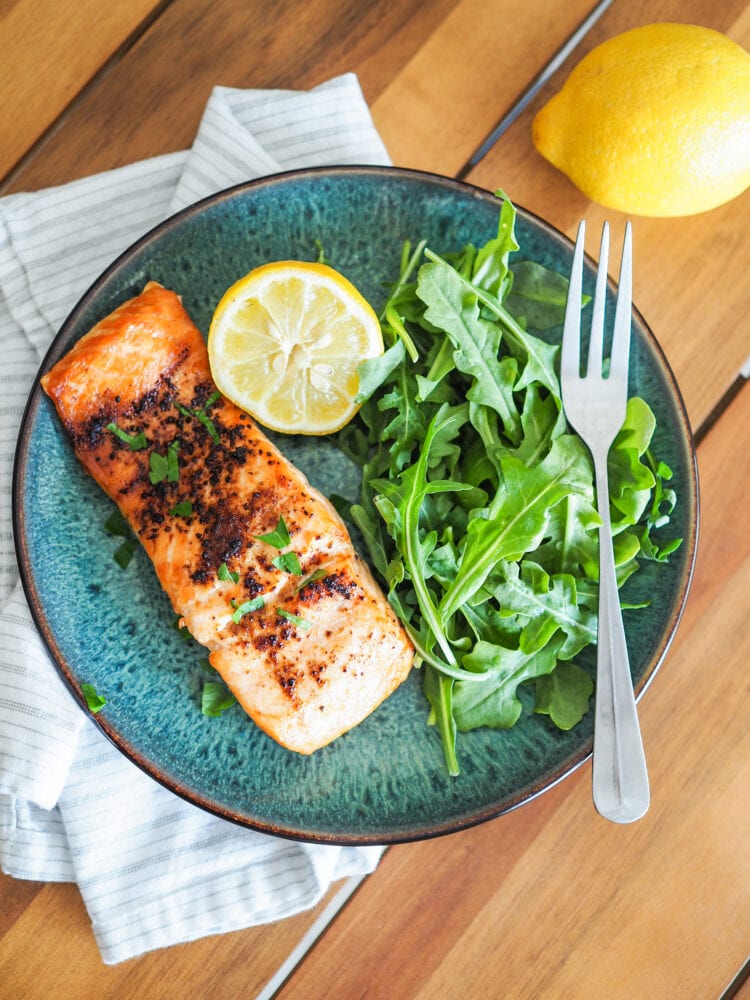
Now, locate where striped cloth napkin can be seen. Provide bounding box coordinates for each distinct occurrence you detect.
[0,74,390,965]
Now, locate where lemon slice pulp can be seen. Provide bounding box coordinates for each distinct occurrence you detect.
[207,260,383,434]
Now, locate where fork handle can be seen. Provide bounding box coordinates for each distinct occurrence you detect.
[591,451,650,823]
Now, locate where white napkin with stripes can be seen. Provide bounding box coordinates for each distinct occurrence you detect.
[0,74,390,965]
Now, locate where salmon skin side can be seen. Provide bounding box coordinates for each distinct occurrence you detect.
[41,282,413,754]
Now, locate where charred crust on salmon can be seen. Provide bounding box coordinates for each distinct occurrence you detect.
[40,283,414,754]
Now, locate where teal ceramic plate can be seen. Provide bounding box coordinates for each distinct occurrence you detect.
[14,167,698,844]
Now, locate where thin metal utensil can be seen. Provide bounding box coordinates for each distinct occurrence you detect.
[561,220,650,824]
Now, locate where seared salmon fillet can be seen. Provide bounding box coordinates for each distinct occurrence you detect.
[41,282,413,753]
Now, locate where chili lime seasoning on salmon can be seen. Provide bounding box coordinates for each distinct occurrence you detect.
[41,282,413,753]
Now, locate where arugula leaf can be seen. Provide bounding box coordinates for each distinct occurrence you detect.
[470,191,519,298]
[384,304,419,362]
[453,638,563,732]
[533,494,601,579]
[415,336,456,403]
[350,503,391,579]
[424,249,562,398]
[506,259,581,331]
[379,237,428,324]
[607,397,657,529]
[356,341,406,403]
[504,383,564,467]
[486,560,597,660]
[439,434,593,620]
[417,261,521,443]
[314,238,328,264]
[534,661,594,730]
[372,403,474,666]
[423,666,459,776]
[329,190,681,774]
[379,362,432,474]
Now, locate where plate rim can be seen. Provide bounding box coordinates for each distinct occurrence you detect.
[11,165,700,844]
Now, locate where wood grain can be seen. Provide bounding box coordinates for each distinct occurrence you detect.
[0,875,344,998]
[276,383,750,1000]
[464,0,750,433]
[1,0,748,994]
[1,0,457,194]
[370,0,597,177]
[0,0,166,181]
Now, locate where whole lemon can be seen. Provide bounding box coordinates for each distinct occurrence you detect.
[532,23,750,216]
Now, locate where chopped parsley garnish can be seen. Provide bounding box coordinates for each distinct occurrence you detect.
[103,510,129,536]
[201,681,236,717]
[113,540,137,569]
[103,509,137,569]
[255,518,306,576]
[169,500,193,517]
[218,563,240,583]
[255,516,291,549]
[172,615,192,641]
[230,596,265,623]
[272,551,302,575]
[149,452,167,483]
[276,608,312,630]
[176,390,222,444]
[167,439,180,481]
[296,568,329,591]
[149,439,180,484]
[106,422,147,450]
[81,683,106,713]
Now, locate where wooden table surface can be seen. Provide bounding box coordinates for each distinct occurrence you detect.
[1,1,748,997]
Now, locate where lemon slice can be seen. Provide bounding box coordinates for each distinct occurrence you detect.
[207,260,383,434]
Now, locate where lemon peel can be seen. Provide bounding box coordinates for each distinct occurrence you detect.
[532,23,750,217]
[207,260,383,435]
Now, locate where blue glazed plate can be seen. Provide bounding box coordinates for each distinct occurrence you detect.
[14,167,698,843]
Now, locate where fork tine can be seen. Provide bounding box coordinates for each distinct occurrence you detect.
[610,221,633,382]
[562,220,586,383]
[586,222,610,378]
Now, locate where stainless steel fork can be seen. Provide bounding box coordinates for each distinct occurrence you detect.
[561,220,650,824]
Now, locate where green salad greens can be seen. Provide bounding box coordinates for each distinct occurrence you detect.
[334,194,680,775]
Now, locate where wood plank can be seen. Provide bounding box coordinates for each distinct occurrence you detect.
[275,382,750,1000]
[0,0,167,181]
[370,0,598,177]
[0,874,42,937]
[1,2,746,996]
[463,0,750,432]
[732,972,750,1000]
[0,873,348,998]
[2,0,457,194]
